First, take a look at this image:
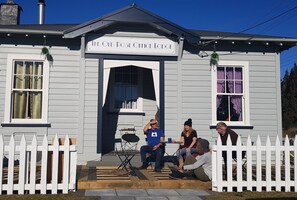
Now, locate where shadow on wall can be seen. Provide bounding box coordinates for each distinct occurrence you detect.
[100,67,156,154]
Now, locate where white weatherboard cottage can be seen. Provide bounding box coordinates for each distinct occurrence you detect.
[0,3,296,164]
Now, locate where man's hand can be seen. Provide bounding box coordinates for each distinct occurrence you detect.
[153,144,159,151]
[186,147,191,152]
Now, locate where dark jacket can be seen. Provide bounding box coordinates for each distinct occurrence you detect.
[220,127,238,145]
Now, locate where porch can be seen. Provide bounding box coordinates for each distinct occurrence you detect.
[76,152,212,190]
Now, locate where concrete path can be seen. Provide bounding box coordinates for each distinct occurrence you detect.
[83,188,211,200]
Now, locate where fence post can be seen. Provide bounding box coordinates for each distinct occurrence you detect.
[216,136,223,192]
[246,136,252,191]
[62,135,70,193]
[69,139,77,191]
[52,135,59,194]
[40,135,48,194]
[256,136,262,191]
[284,136,291,192]
[226,136,233,192]
[7,135,15,195]
[212,143,217,191]
[275,136,281,191]
[18,135,26,194]
[29,135,37,194]
[236,135,243,192]
[265,136,272,192]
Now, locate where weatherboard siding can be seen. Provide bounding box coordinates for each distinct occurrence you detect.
[47,47,80,137]
[0,45,82,144]
[78,58,99,163]
[163,50,281,145]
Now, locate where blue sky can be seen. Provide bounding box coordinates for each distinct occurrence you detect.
[11,0,297,78]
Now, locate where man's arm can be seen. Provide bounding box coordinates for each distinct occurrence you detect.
[143,122,150,134]
[183,155,204,170]
[153,136,164,150]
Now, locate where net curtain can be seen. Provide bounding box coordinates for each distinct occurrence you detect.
[13,61,42,119]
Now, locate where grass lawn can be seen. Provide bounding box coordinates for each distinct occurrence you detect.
[206,191,297,200]
[0,193,98,200]
[0,191,296,200]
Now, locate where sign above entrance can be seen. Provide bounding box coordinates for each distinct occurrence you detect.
[86,35,178,56]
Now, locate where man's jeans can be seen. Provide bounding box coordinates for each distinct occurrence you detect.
[140,145,164,170]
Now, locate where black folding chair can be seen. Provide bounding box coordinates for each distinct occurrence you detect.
[116,133,140,171]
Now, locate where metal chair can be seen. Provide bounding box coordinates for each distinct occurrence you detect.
[115,133,140,171]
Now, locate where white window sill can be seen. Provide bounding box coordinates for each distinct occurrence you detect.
[1,122,51,127]
[209,124,253,129]
[108,111,145,115]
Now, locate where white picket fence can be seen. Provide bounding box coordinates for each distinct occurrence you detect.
[212,135,297,192]
[0,134,77,195]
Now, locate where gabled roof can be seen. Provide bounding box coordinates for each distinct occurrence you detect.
[0,4,296,51]
[63,4,200,44]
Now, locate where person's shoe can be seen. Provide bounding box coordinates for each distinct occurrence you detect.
[169,170,185,179]
[138,164,148,170]
[154,168,162,172]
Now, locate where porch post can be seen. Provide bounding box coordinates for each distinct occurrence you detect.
[97,59,103,154]
[160,60,165,130]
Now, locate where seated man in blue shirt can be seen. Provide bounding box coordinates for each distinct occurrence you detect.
[139,119,165,172]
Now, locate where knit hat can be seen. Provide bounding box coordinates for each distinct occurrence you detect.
[198,139,209,153]
[184,118,192,127]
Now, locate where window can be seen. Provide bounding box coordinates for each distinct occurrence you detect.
[112,66,142,112]
[212,61,250,125]
[4,55,49,124]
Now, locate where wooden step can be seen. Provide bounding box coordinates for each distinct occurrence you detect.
[77,166,211,189]
[78,179,211,189]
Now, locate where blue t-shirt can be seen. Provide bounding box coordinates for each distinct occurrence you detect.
[147,128,164,147]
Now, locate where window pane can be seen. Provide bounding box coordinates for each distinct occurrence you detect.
[217,67,225,79]
[33,62,43,89]
[114,85,125,109]
[217,95,230,121]
[12,91,42,119]
[235,68,242,80]
[30,92,42,119]
[12,91,27,119]
[226,67,234,79]
[13,61,25,89]
[116,66,137,85]
[114,66,138,109]
[235,81,243,93]
[217,95,243,121]
[227,81,234,93]
[230,95,242,121]
[217,80,225,93]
